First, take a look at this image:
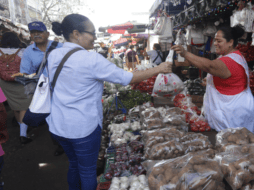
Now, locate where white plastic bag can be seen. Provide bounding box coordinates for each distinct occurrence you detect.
[152,73,184,98]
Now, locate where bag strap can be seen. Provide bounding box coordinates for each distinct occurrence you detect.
[153,50,163,63]
[51,47,83,92]
[36,41,59,75]
[0,48,21,64]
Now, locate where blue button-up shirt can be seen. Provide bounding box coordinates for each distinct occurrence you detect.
[46,42,133,139]
[20,40,63,74]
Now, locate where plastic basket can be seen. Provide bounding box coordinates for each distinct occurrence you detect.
[106,146,115,154]
[96,181,111,190]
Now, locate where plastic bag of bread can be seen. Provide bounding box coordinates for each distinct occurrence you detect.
[223,144,254,154]
[240,181,254,190]
[145,139,185,160]
[143,128,186,159]
[152,73,184,98]
[142,118,163,130]
[216,127,254,150]
[215,152,254,190]
[163,114,187,126]
[139,102,153,124]
[142,128,185,143]
[164,124,189,132]
[141,107,161,119]
[143,149,224,190]
[165,107,183,116]
[181,132,213,153]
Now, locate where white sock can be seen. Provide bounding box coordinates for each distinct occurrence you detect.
[20,123,28,137]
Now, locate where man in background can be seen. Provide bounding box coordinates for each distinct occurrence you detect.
[98,42,109,58]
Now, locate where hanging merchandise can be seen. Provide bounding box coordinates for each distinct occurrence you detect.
[186,25,206,46]
[154,12,174,43]
[230,2,254,33]
[175,30,187,62]
[205,0,216,12]
[203,23,217,37]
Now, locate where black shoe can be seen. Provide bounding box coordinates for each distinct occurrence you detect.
[20,137,33,145]
[54,146,64,156]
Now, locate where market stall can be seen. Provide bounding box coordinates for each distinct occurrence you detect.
[96,0,254,189]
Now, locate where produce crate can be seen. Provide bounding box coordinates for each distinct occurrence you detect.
[96,181,111,190]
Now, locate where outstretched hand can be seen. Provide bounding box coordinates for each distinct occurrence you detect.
[158,62,173,74]
[171,45,187,57]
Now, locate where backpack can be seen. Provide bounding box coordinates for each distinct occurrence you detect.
[0,49,21,81]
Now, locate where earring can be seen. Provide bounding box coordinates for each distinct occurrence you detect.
[78,38,80,42]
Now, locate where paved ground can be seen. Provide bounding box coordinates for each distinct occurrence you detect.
[2,103,69,190]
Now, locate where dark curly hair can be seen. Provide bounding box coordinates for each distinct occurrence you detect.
[218,25,245,47]
[1,32,21,48]
[52,14,90,41]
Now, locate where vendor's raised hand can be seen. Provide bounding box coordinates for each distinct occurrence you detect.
[171,45,187,57]
[201,77,207,87]
[158,62,172,73]
[11,73,24,78]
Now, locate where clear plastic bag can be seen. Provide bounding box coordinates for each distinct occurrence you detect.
[223,144,254,155]
[146,140,185,160]
[163,114,186,126]
[142,118,163,130]
[139,102,154,125]
[141,107,161,119]
[152,73,185,98]
[240,181,254,190]
[142,149,223,190]
[215,151,254,190]
[216,127,254,150]
[181,132,213,154]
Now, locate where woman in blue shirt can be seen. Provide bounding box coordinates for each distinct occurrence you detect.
[48,14,172,190]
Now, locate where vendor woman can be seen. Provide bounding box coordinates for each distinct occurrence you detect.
[172,25,254,132]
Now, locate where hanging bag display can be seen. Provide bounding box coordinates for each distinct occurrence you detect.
[0,48,21,81]
[154,13,174,43]
[22,47,82,127]
[15,41,59,96]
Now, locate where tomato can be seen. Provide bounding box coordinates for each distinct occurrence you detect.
[205,126,211,131]
[191,125,199,132]
[182,105,188,110]
[199,127,206,132]
[196,110,201,115]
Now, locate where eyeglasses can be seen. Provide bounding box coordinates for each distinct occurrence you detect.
[83,31,96,37]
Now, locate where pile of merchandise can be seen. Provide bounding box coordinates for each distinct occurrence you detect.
[97,102,254,190]
[130,76,157,94]
[185,79,206,96]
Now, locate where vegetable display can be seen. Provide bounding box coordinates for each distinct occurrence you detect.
[143,149,224,190]
[118,90,152,110]
[215,151,254,190]
[236,42,254,63]
[216,127,254,151]
[131,76,157,94]
[109,175,149,190]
